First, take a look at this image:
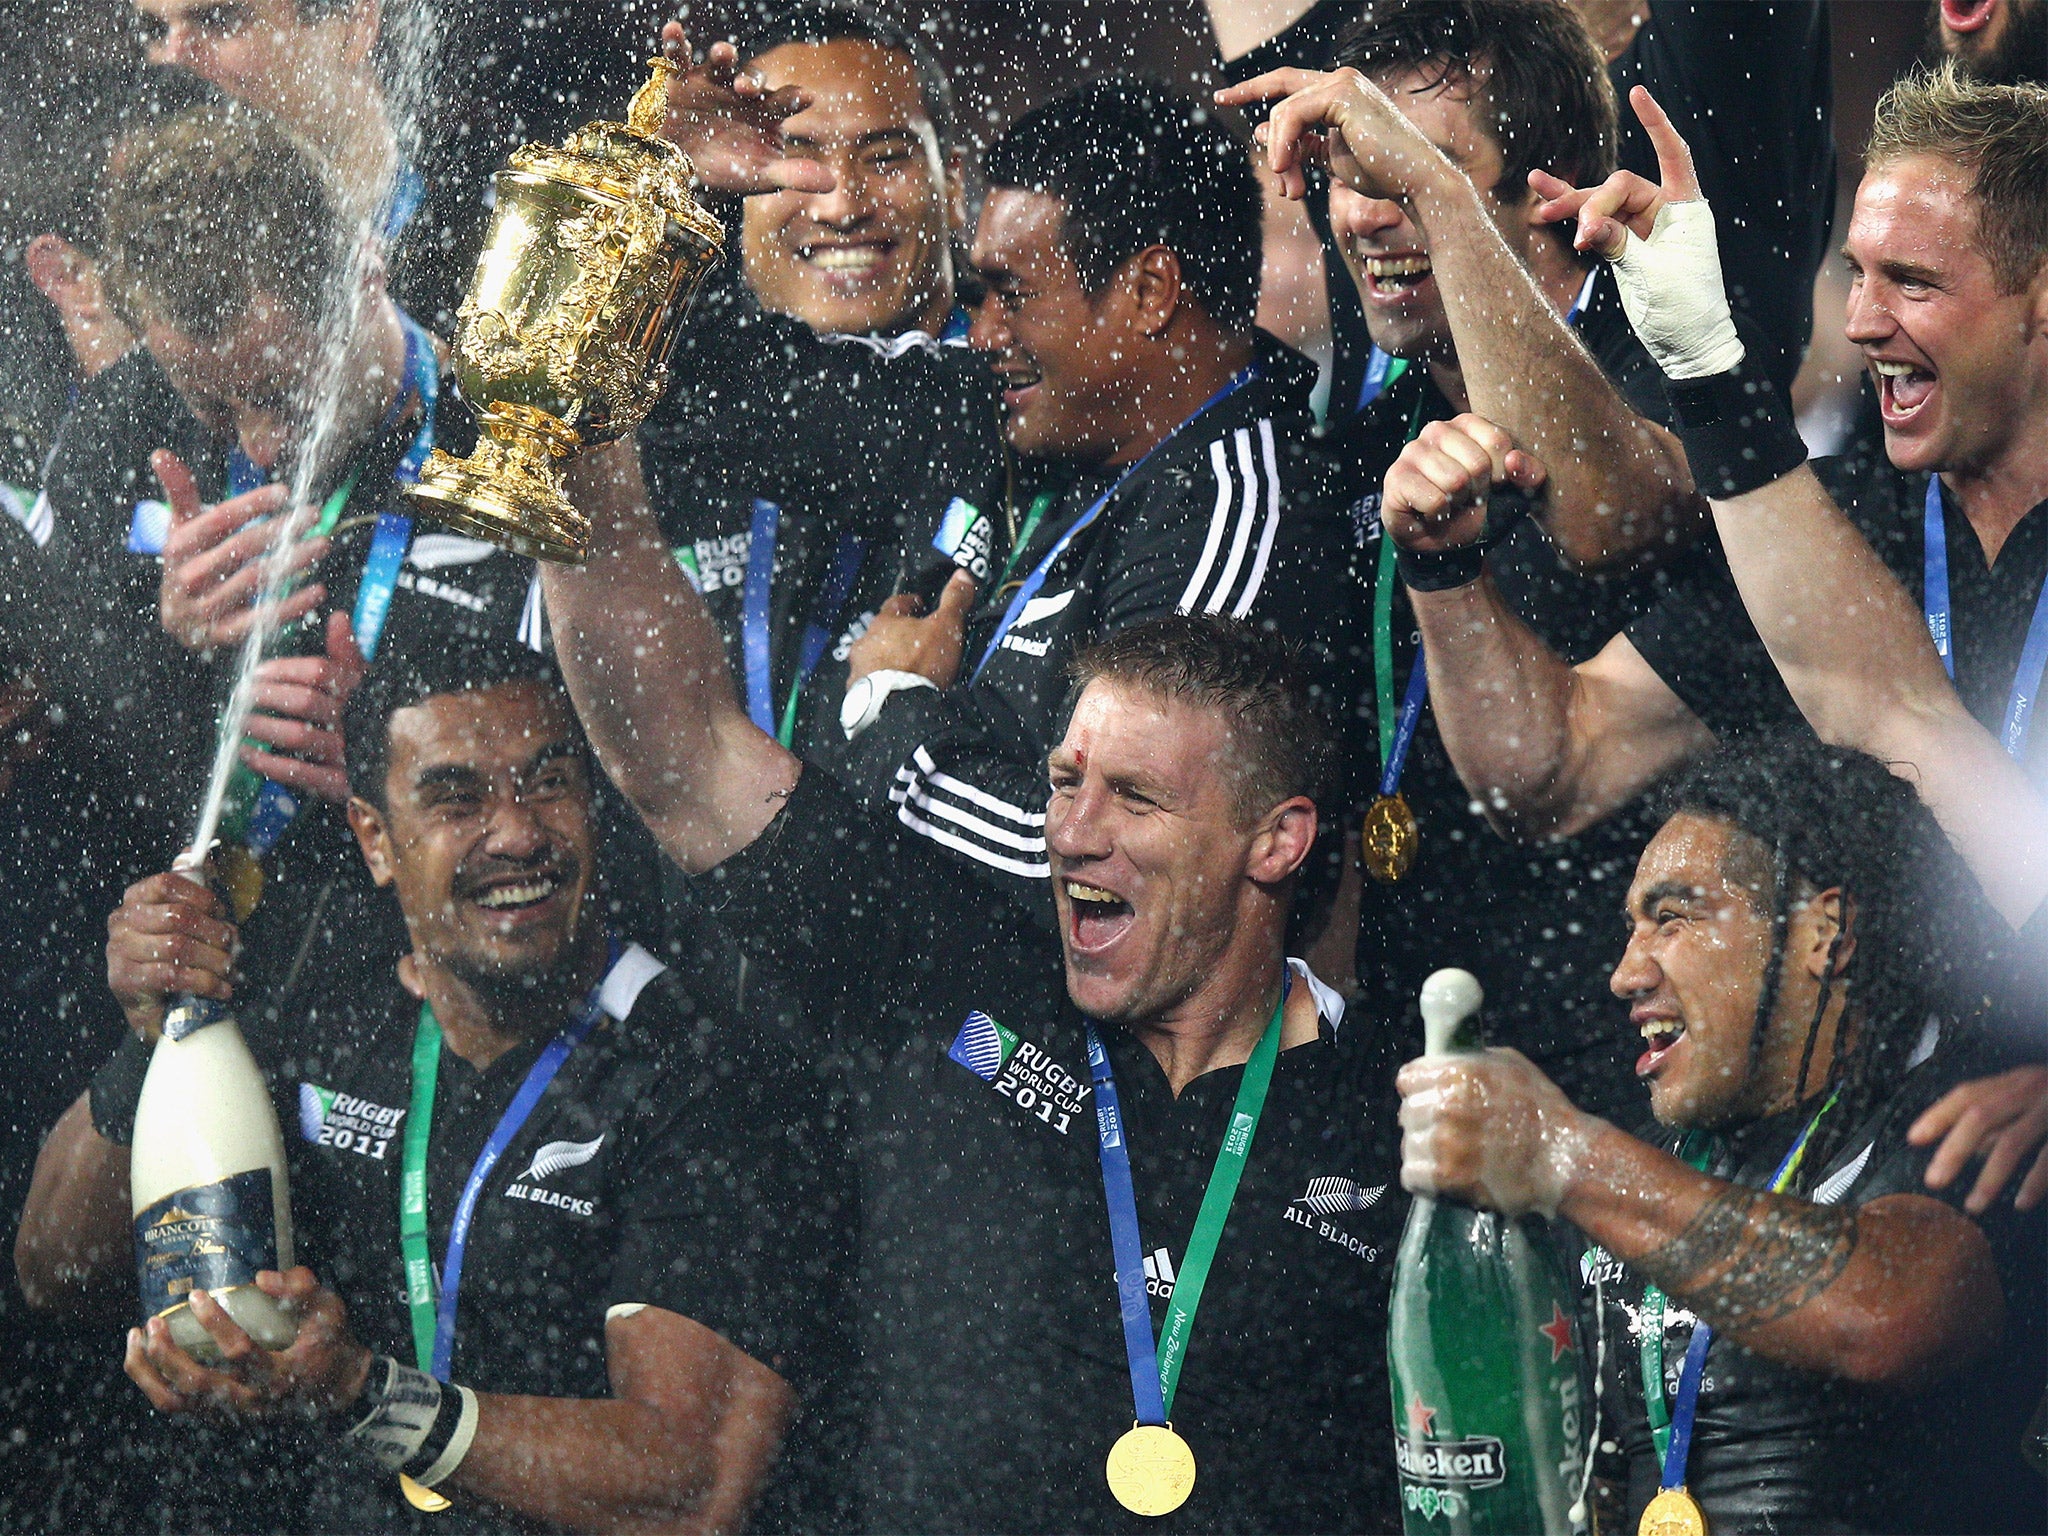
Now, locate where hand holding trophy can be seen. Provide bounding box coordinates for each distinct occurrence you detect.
[406,54,726,563]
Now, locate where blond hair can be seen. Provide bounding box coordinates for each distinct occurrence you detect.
[1866,61,2048,294]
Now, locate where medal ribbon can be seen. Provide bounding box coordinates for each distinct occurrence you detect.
[741,500,869,746]
[995,489,1055,591]
[1086,982,1286,1423]
[970,366,1260,686]
[1923,477,2048,762]
[1653,1093,1839,1493]
[399,937,621,1380]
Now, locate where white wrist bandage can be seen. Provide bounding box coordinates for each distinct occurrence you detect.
[344,1355,479,1487]
[1608,198,1746,380]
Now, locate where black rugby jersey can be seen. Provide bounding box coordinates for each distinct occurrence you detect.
[90,942,846,1535]
[697,767,1408,1534]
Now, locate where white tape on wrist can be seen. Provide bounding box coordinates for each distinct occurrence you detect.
[345,1355,441,1473]
[415,1386,480,1489]
[1608,199,1745,380]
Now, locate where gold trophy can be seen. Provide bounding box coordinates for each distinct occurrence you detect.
[407,58,724,563]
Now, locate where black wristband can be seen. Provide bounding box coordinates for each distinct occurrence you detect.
[1668,368,1808,500]
[1393,485,1538,593]
[89,1032,153,1146]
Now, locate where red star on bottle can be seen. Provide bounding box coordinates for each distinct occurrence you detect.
[1406,1394,1437,1438]
[1540,1302,1576,1362]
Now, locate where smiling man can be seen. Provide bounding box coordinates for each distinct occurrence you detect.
[819,74,1360,917]
[544,434,1407,1529]
[1397,734,2045,1533]
[15,632,840,1533]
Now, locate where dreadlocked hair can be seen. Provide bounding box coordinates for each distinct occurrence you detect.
[1659,732,2010,1193]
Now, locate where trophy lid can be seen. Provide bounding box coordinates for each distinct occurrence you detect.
[506,57,725,249]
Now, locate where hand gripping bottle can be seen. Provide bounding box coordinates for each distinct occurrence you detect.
[1387,970,1589,1535]
[129,866,297,1362]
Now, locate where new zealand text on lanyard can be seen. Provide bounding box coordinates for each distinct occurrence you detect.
[221,311,438,860]
[1086,979,1287,1517]
[1355,271,1595,884]
[969,365,1261,686]
[1922,476,2048,765]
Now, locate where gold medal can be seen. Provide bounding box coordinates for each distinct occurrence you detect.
[1361,793,1419,883]
[1639,1485,1707,1536]
[400,1474,451,1513]
[1105,1422,1196,1517]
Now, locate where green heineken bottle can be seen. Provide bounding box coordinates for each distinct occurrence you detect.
[1388,970,1589,1535]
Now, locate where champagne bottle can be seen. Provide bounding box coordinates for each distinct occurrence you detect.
[130,871,297,1362]
[1388,969,1588,1535]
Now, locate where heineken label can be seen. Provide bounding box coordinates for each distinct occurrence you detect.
[134,1168,277,1318]
[1397,1432,1508,1489]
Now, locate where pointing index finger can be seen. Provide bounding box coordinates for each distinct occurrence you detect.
[1630,85,1699,201]
[1213,67,1327,108]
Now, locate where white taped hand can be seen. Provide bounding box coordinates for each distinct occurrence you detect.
[1397,1050,1592,1219]
[1609,198,1745,381]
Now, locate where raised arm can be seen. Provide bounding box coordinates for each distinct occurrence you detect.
[1215,66,1703,571]
[1385,414,1713,838]
[543,443,798,873]
[1557,88,2048,926]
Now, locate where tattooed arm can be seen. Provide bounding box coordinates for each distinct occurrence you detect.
[1561,1120,2006,1388]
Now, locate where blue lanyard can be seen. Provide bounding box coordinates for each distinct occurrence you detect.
[380,161,425,244]
[241,313,438,858]
[739,499,869,743]
[970,366,1260,685]
[1659,1095,1837,1493]
[1923,477,2048,762]
[1379,655,1430,797]
[426,937,620,1381]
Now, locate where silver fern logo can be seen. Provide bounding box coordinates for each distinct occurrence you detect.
[520,1135,605,1183]
[1297,1176,1388,1216]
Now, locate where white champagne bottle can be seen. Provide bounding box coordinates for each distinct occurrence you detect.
[130,872,297,1361]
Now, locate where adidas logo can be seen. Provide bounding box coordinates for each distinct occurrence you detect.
[1143,1247,1177,1299]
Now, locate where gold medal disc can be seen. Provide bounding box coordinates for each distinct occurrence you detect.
[1105,1423,1197,1517]
[1361,793,1419,883]
[400,1474,452,1513]
[1639,1485,1707,1536]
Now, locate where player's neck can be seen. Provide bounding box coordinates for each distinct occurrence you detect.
[1941,426,2048,568]
[402,934,609,1073]
[1104,330,1256,469]
[1131,952,1317,1096]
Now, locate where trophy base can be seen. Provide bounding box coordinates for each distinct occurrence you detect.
[407,434,591,565]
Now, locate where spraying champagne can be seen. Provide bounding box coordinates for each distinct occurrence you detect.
[1387,969,1588,1535]
[129,859,297,1362]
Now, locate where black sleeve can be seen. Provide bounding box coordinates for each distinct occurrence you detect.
[1621,537,1809,740]
[1611,2,1834,396]
[694,765,1051,1044]
[603,981,852,1389]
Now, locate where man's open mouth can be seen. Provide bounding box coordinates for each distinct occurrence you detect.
[1872,357,1936,422]
[1064,879,1134,952]
[467,871,565,914]
[1364,253,1433,297]
[800,242,891,278]
[1636,1017,1686,1078]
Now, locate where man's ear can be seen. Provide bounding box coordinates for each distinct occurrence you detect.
[1249,796,1319,886]
[1123,245,1183,338]
[347,795,397,887]
[1796,885,1857,980]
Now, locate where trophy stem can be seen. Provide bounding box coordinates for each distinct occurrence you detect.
[407,414,591,565]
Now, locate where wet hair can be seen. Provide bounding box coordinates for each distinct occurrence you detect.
[1658,733,2006,1189]
[99,100,342,340]
[1068,614,1340,828]
[1329,0,1617,196]
[733,1,957,155]
[1867,61,2048,294]
[984,74,1262,335]
[342,631,580,812]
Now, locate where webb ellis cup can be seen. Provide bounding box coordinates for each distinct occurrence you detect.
[407,57,724,563]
